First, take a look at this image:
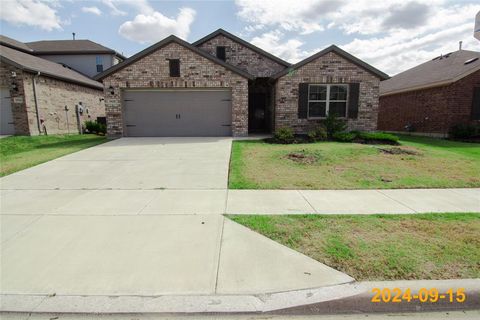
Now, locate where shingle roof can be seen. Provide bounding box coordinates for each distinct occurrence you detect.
[380,50,480,96]
[0,45,103,90]
[192,29,291,68]
[272,45,389,80]
[94,35,255,81]
[26,39,126,60]
[0,35,33,53]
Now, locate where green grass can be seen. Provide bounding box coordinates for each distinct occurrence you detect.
[0,134,107,177]
[229,213,480,280]
[229,135,480,189]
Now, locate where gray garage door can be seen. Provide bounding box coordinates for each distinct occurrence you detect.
[123,89,232,136]
[0,87,15,135]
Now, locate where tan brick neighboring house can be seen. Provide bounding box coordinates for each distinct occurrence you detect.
[0,35,105,135]
[378,50,480,137]
[95,29,388,138]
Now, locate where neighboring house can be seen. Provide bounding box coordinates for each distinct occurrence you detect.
[0,35,105,135]
[378,50,480,136]
[95,29,388,137]
[26,39,126,78]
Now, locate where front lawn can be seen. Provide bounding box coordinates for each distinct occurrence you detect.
[229,213,480,280]
[229,135,480,189]
[0,135,107,177]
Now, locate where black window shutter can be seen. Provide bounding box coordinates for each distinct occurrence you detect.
[298,83,309,119]
[348,83,360,119]
[169,59,180,77]
[472,87,480,120]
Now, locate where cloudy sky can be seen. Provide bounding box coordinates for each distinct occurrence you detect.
[1,0,479,75]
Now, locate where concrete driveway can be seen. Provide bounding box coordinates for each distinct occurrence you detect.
[1,137,352,312]
[0,137,232,190]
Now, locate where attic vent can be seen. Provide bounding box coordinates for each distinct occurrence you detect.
[464,57,479,65]
[433,53,453,60]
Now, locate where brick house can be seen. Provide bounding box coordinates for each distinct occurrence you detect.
[0,35,105,135]
[95,29,388,137]
[378,50,480,137]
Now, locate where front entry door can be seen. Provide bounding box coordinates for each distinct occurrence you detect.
[248,92,267,133]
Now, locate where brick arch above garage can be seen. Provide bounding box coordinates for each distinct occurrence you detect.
[100,40,249,137]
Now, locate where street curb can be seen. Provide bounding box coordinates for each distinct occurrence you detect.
[272,279,480,315]
[1,279,479,314]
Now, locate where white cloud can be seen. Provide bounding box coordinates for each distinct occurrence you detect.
[236,0,325,34]
[118,7,196,44]
[102,0,127,16]
[236,0,480,75]
[0,0,62,31]
[340,4,480,75]
[82,6,102,16]
[250,31,312,63]
[102,0,153,16]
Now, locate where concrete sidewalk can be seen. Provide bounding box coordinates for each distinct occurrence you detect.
[2,188,478,216]
[226,188,480,215]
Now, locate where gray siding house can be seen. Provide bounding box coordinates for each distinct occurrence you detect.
[26,40,125,78]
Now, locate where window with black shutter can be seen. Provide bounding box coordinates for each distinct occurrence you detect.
[216,46,226,61]
[169,59,180,77]
[347,83,360,119]
[472,87,480,120]
[306,84,348,118]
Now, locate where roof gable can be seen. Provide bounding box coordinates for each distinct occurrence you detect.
[0,45,103,89]
[94,35,254,81]
[192,29,291,68]
[380,50,480,96]
[272,45,389,80]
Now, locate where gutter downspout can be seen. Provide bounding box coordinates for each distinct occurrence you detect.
[32,72,42,134]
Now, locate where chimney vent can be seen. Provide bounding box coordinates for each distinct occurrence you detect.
[459,41,463,50]
[72,32,76,40]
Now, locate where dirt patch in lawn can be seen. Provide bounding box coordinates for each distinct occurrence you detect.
[285,150,319,164]
[378,146,421,155]
[229,213,480,281]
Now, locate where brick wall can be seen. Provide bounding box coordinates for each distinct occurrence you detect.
[378,69,480,135]
[1,63,104,135]
[0,64,30,135]
[197,34,286,78]
[102,41,249,137]
[22,75,104,135]
[275,51,381,133]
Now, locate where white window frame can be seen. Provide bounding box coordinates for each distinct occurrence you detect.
[96,56,104,72]
[307,84,349,119]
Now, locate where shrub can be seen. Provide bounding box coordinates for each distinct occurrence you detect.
[84,120,106,135]
[449,123,478,139]
[273,127,295,144]
[97,123,107,135]
[323,113,347,139]
[358,132,399,144]
[332,131,356,142]
[307,126,327,142]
